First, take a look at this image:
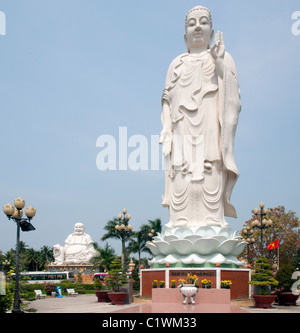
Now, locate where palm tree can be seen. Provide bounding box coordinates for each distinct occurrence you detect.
[18,241,28,254]
[128,227,149,270]
[101,218,123,242]
[4,249,15,267]
[128,218,163,268]
[0,250,5,262]
[92,242,116,272]
[147,218,162,234]
[25,248,39,271]
[101,217,133,269]
[39,246,54,269]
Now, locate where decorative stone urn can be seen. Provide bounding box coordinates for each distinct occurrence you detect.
[180,284,198,305]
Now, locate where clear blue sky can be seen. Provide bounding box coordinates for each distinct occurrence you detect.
[0,1,299,255]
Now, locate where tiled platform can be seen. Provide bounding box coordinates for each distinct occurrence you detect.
[29,293,248,313]
[113,288,247,313]
[112,302,248,313]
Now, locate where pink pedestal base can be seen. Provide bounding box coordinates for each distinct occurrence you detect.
[141,267,251,300]
[152,288,230,304]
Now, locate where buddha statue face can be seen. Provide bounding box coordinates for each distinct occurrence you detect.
[184,7,214,52]
[74,223,85,235]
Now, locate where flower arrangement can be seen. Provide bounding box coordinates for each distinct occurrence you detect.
[201,279,212,288]
[179,273,198,286]
[159,280,165,288]
[171,280,176,288]
[179,278,186,285]
[152,280,158,288]
[220,280,232,289]
[187,273,198,284]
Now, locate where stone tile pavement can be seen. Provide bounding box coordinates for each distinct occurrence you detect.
[25,294,300,314]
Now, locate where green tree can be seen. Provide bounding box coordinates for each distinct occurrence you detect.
[92,242,116,272]
[39,246,54,269]
[128,226,149,270]
[128,218,162,268]
[240,206,300,267]
[147,218,162,234]
[25,248,39,271]
[0,284,13,313]
[275,262,296,292]
[4,249,15,267]
[101,218,123,243]
[249,257,278,295]
[101,217,133,269]
[0,251,5,263]
[104,258,127,292]
[131,266,140,291]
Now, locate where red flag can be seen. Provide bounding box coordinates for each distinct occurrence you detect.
[267,239,279,250]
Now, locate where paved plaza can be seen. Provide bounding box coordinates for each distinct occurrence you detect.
[26,294,300,314]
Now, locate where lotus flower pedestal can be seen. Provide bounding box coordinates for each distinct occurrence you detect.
[147,226,247,268]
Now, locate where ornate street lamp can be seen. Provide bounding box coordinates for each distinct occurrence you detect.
[1,259,10,277]
[250,202,273,257]
[148,229,155,239]
[241,226,255,263]
[3,197,37,313]
[115,209,133,271]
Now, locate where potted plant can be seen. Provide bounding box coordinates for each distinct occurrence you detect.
[94,277,111,302]
[159,280,165,288]
[171,280,176,288]
[105,258,128,305]
[249,257,279,308]
[152,280,158,288]
[275,263,299,306]
[220,280,232,289]
[201,279,212,289]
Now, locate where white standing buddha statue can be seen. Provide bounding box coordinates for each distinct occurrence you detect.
[147,6,246,267]
[159,5,241,228]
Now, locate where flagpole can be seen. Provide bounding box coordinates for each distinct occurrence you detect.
[277,245,280,271]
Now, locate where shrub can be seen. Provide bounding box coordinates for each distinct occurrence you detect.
[131,267,140,291]
[105,258,127,292]
[94,278,103,291]
[44,283,56,295]
[0,284,13,313]
[249,257,278,295]
[275,262,296,292]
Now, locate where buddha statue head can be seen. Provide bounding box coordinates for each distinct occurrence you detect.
[74,222,85,235]
[184,6,214,53]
